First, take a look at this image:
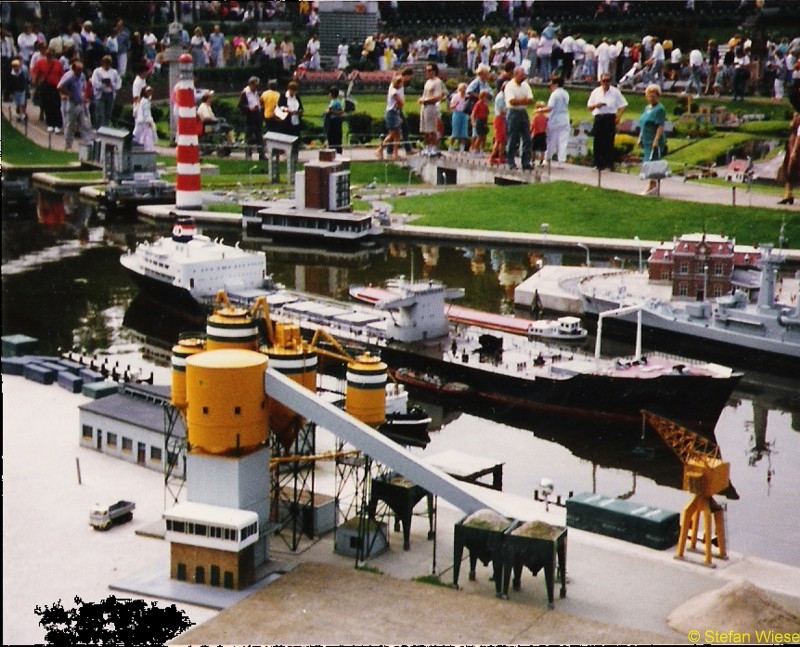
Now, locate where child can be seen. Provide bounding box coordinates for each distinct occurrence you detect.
[448,82,469,152]
[530,100,548,166]
[325,85,345,154]
[469,90,490,155]
[9,58,29,123]
[489,81,507,165]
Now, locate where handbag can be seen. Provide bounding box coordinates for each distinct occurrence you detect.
[640,148,670,180]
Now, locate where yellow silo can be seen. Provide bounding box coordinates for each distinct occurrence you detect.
[186,349,268,455]
[345,352,387,427]
[264,323,318,450]
[170,334,206,410]
[205,305,259,351]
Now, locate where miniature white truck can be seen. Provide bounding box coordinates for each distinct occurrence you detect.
[90,500,135,531]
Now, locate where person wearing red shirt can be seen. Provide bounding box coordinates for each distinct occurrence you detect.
[32,47,64,132]
[469,90,491,155]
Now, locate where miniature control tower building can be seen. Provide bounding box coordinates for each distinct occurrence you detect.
[296,149,351,211]
[164,312,271,591]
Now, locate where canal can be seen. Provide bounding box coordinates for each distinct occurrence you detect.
[2,199,799,568]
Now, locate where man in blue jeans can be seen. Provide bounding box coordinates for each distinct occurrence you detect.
[503,66,533,170]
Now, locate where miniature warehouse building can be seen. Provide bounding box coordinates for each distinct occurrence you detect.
[78,384,187,473]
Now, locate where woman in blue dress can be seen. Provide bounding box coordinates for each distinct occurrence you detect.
[637,83,666,195]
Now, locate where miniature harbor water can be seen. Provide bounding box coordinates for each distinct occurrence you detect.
[2,213,799,568]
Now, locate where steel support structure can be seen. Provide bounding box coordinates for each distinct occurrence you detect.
[163,404,186,508]
[270,421,317,552]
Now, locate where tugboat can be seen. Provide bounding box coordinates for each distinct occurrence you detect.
[379,382,433,448]
[120,217,271,312]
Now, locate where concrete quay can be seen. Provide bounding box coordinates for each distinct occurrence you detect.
[4,373,800,645]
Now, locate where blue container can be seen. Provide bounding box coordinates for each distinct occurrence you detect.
[57,359,84,374]
[79,368,105,383]
[566,492,679,550]
[57,372,84,393]
[23,363,57,385]
[2,357,29,375]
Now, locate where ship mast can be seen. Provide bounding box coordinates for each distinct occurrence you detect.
[594,304,644,363]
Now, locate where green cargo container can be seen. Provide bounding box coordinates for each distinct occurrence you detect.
[81,381,120,399]
[2,335,39,357]
[566,492,679,551]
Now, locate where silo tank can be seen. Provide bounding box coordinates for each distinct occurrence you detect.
[205,306,259,351]
[170,335,206,410]
[186,349,268,455]
[264,324,317,450]
[345,353,387,427]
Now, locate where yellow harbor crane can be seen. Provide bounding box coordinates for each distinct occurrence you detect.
[642,410,730,567]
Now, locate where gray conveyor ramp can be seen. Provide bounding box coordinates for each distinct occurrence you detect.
[266,368,527,518]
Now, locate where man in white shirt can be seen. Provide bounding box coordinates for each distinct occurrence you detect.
[418,63,446,156]
[685,48,704,97]
[561,33,575,81]
[504,65,533,170]
[587,73,628,171]
[647,37,665,89]
[596,38,611,82]
[479,31,493,67]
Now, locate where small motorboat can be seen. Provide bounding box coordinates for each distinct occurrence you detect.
[527,316,588,342]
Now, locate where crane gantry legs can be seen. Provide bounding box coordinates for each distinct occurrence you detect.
[677,494,728,567]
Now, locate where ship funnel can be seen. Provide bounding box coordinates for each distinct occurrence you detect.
[172,216,197,243]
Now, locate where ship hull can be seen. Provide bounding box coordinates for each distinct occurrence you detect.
[582,295,800,376]
[120,263,207,319]
[364,343,739,437]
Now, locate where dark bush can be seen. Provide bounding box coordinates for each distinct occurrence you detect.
[348,111,376,143]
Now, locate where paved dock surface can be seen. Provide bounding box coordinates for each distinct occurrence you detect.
[4,374,800,645]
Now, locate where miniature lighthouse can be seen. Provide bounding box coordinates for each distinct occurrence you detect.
[175,54,202,210]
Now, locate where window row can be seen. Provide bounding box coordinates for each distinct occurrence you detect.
[166,519,257,542]
[81,425,163,462]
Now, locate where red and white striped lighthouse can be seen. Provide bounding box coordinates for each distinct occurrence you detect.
[175,53,202,210]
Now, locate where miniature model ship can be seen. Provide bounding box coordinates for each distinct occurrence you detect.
[266,278,742,436]
[120,217,270,311]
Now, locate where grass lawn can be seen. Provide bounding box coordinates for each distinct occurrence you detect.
[391,181,798,248]
[1,117,79,166]
[160,157,422,188]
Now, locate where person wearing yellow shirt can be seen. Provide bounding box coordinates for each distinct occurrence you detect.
[260,79,281,134]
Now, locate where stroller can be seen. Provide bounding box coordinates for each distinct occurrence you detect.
[199,118,234,157]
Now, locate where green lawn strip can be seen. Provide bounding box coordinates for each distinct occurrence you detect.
[44,170,105,182]
[161,159,421,188]
[665,132,755,167]
[1,117,80,165]
[205,203,243,213]
[392,181,797,247]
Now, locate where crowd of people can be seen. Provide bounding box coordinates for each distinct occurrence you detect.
[2,7,799,184]
[352,26,800,103]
